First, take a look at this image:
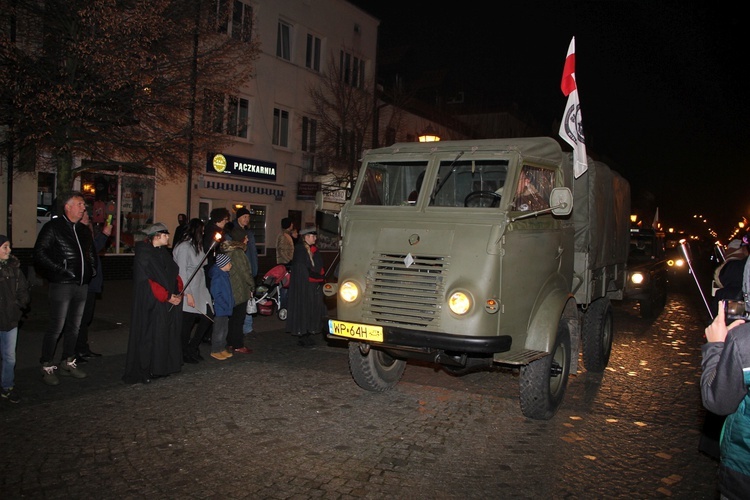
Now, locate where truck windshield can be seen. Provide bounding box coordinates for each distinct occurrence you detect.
[354,161,428,206]
[354,158,511,207]
[430,160,509,207]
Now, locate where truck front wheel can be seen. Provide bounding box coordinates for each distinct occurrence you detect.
[519,321,571,420]
[582,297,613,373]
[348,342,406,392]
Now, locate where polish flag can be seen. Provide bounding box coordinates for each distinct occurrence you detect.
[559,37,588,178]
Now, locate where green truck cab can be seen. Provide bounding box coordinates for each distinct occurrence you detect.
[325,137,631,419]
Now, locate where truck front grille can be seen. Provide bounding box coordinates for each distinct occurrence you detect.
[362,253,448,328]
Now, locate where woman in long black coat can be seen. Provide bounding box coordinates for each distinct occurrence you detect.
[123,223,184,384]
[286,227,326,347]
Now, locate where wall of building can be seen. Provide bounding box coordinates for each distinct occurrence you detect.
[2,0,378,282]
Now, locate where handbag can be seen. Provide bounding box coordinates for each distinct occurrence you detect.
[246,297,257,314]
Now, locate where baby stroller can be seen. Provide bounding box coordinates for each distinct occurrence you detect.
[254,264,291,320]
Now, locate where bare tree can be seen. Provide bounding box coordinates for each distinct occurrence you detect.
[0,0,259,193]
[307,52,376,198]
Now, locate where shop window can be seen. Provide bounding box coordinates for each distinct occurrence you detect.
[247,204,266,255]
[79,170,155,254]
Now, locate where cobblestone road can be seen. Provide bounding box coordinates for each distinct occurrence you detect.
[0,280,721,499]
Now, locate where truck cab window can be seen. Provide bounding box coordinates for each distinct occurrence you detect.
[509,166,555,212]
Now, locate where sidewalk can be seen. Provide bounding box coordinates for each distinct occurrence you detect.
[10,279,325,407]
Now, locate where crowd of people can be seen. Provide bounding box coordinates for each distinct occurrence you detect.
[1,194,329,401]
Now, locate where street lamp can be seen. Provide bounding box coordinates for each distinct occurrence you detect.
[418,125,440,143]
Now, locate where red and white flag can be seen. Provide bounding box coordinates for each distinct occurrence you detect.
[559,37,588,178]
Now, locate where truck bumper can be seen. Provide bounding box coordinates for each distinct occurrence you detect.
[329,326,512,355]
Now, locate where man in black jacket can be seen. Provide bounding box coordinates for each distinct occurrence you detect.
[33,191,96,386]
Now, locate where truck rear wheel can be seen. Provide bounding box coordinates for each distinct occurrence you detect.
[519,321,571,420]
[348,342,406,392]
[582,298,613,372]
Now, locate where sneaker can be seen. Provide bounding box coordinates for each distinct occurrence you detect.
[221,349,234,358]
[210,351,228,361]
[41,363,60,386]
[58,357,87,379]
[1,387,20,403]
[234,346,253,354]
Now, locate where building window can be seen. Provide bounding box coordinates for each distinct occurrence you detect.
[305,34,321,72]
[336,128,358,161]
[273,107,289,147]
[227,96,249,138]
[339,50,365,89]
[231,0,252,42]
[203,91,250,139]
[276,20,291,61]
[302,116,317,153]
[212,0,253,42]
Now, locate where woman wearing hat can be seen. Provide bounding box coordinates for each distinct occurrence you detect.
[286,227,326,347]
[123,223,184,384]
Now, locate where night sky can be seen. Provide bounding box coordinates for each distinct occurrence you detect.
[349,1,746,240]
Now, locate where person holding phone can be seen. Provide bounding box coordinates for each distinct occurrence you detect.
[701,296,750,498]
[74,209,112,361]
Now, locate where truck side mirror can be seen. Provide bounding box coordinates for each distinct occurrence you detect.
[550,187,573,216]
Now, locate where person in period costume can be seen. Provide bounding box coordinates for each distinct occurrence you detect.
[286,227,326,347]
[122,223,183,384]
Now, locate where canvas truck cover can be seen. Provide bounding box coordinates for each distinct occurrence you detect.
[572,156,631,270]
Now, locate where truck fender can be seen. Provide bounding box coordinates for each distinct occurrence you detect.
[525,280,578,358]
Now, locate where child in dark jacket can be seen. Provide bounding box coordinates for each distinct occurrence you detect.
[0,234,32,403]
[208,253,234,361]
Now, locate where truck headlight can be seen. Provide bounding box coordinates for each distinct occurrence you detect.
[448,291,471,315]
[339,281,359,303]
[667,258,685,268]
[630,272,645,285]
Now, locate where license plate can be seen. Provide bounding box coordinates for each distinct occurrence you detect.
[328,320,384,342]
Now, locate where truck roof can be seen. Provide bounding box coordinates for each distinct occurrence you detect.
[363,137,563,164]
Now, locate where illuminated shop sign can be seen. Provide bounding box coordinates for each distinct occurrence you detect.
[207,153,277,181]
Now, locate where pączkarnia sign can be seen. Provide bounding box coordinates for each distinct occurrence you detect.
[207,153,277,182]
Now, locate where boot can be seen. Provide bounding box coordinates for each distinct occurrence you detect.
[58,357,87,379]
[41,362,60,386]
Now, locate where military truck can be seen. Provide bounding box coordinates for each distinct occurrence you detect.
[624,227,668,318]
[324,137,631,420]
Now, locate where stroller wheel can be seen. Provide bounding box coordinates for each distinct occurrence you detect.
[278,308,288,321]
